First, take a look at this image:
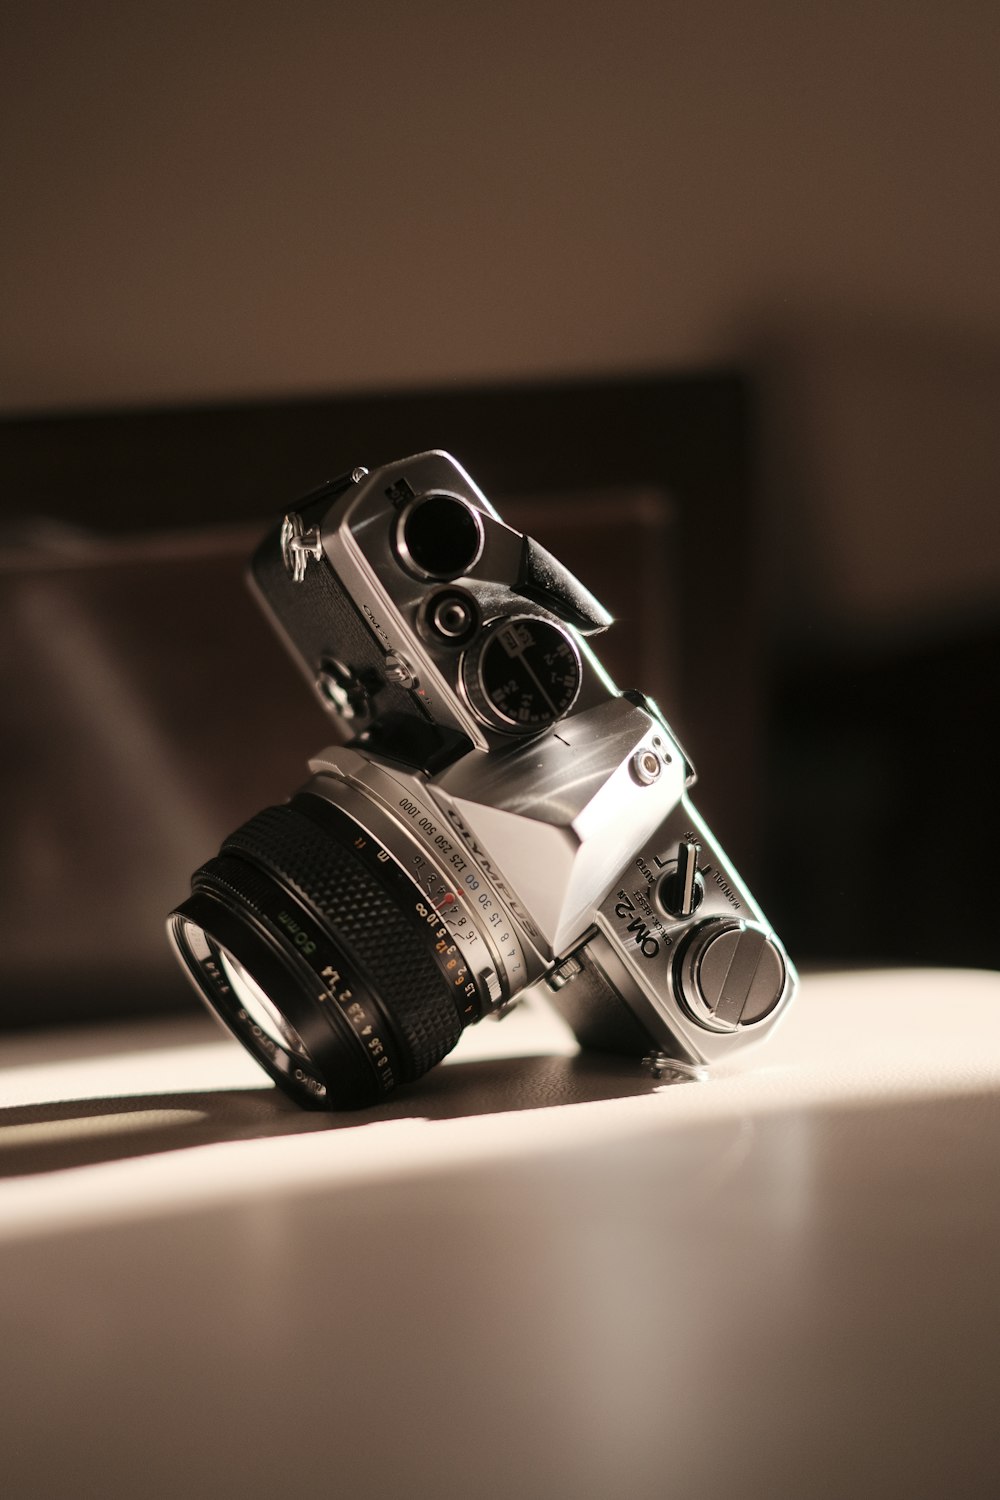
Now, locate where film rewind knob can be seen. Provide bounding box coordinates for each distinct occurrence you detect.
[675,919,787,1032]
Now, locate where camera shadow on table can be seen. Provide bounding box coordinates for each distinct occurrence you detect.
[0,1049,669,1179]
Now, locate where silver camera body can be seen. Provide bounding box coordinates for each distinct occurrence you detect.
[170,451,795,1107]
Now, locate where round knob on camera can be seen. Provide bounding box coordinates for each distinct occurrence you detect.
[674,919,787,1032]
[461,614,582,735]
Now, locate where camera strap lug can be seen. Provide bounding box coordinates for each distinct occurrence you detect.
[280,512,324,582]
[281,467,370,581]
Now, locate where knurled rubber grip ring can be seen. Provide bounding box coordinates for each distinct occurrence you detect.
[220,802,464,1079]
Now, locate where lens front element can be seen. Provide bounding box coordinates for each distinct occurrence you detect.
[218,950,313,1065]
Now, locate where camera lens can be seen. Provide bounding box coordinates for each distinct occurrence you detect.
[395,493,484,581]
[168,795,478,1108]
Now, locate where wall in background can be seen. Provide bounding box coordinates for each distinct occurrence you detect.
[3,2,1000,622]
[3,2,1000,971]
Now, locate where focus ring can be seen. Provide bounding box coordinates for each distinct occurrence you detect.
[221,803,463,1079]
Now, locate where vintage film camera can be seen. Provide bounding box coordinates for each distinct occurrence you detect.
[168,452,796,1107]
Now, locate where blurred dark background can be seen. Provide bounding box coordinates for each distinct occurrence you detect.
[2,2,999,1024]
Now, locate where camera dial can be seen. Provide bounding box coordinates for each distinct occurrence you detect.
[675,919,787,1032]
[461,614,583,734]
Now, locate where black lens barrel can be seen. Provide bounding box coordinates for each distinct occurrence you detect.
[170,798,472,1108]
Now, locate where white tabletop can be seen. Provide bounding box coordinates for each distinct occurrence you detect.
[2,968,999,1499]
